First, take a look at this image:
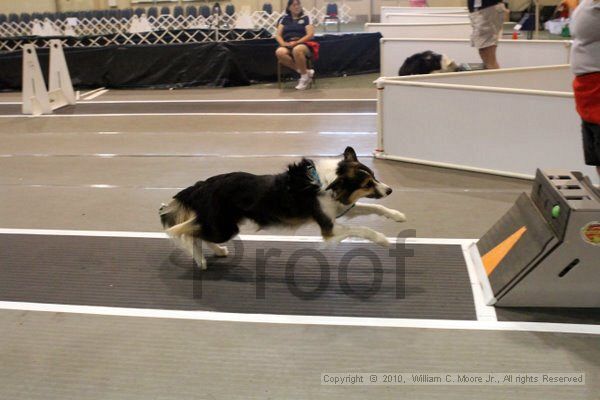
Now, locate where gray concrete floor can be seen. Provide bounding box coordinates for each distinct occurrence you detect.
[0,310,598,400]
[0,76,597,399]
[0,81,529,238]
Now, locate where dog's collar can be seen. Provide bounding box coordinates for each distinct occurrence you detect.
[337,203,355,218]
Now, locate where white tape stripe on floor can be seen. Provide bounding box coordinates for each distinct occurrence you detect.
[0,99,376,105]
[0,228,476,245]
[78,87,105,99]
[81,99,377,104]
[0,130,376,136]
[0,112,377,118]
[462,243,497,322]
[0,153,372,158]
[82,89,109,101]
[0,183,525,194]
[0,301,597,335]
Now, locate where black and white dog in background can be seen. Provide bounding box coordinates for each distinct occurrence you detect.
[160,147,406,269]
[399,50,459,76]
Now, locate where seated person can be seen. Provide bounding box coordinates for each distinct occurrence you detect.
[275,0,315,90]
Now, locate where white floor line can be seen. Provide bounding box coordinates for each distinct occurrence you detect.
[0,99,376,106]
[469,242,498,307]
[0,112,377,119]
[0,228,475,245]
[0,182,526,194]
[81,99,377,104]
[82,89,109,101]
[0,130,376,136]
[462,243,497,322]
[79,87,105,99]
[0,153,372,159]
[0,301,598,335]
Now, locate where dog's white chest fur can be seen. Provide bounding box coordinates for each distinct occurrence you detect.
[315,158,349,219]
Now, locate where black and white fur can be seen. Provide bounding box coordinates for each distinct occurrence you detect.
[159,147,406,269]
[399,51,458,76]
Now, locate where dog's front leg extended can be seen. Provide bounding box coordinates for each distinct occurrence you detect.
[345,203,406,222]
[328,224,390,247]
[313,207,335,240]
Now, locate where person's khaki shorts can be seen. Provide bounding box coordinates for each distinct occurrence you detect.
[469,3,505,49]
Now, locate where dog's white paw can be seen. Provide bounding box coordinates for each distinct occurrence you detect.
[325,235,345,245]
[195,257,208,270]
[388,210,407,223]
[213,245,229,257]
[373,232,390,247]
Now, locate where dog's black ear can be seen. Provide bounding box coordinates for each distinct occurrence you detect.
[343,147,358,162]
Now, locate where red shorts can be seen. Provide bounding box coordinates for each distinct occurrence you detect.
[573,72,600,125]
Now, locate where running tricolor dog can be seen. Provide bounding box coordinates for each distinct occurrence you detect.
[160,147,407,269]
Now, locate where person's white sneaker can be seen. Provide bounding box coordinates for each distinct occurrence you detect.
[297,69,314,78]
[295,74,312,90]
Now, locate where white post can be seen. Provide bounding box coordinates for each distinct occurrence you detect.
[21,44,52,116]
[375,77,385,153]
[48,39,76,109]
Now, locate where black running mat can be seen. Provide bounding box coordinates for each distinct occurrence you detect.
[0,234,476,320]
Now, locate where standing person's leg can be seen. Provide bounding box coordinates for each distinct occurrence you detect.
[276,47,296,70]
[470,2,505,69]
[581,120,600,183]
[479,45,500,69]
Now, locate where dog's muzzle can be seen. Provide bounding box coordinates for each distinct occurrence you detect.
[368,184,393,198]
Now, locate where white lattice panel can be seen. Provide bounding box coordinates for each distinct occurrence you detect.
[0,6,352,52]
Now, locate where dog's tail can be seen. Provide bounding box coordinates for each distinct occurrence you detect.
[159,199,200,237]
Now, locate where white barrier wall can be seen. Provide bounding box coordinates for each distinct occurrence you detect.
[393,64,573,91]
[380,38,572,77]
[376,65,599,185]
[365,22,472,38]
[384,13,470,23]
[381,6,468,21]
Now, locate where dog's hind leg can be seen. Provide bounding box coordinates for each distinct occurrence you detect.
[206,242,229,257]
[171,234,193,255]
[192,238,207,270]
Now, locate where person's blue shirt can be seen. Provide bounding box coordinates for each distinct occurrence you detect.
[278,14,311,42]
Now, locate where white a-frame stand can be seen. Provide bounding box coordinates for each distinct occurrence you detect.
[22,40,76,116]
